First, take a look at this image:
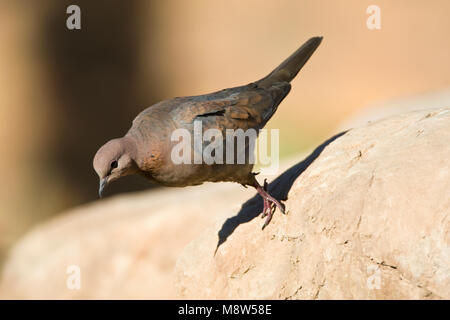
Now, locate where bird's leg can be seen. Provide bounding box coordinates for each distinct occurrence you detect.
[260,179,272,218]
[252,177,285,229]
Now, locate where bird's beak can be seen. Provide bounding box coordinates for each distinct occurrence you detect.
[99,177,108,198]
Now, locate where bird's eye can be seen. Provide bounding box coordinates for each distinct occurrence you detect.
[110,160,118,169]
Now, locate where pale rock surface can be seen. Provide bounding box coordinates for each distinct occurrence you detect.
[175,108,450,299]
[0,183,257,299]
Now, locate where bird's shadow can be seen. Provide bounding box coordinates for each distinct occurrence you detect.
[215,131,347,253]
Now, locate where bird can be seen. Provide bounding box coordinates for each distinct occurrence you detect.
[93,37,322,229]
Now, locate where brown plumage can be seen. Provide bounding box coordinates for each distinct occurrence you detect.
[93,37,322,228]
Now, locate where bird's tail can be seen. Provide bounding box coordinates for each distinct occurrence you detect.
[257,37,323,88]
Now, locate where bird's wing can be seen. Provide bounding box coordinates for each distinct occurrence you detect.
[171,83,290,132]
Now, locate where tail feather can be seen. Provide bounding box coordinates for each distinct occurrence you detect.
[257,37,322,88]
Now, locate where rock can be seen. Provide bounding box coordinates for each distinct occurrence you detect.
[1,108,449,299]
[175,108,450,299]
[0,184,257,299]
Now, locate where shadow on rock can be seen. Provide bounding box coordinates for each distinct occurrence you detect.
[215,131,347,253]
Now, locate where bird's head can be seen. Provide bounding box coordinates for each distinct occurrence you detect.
[93,137,138,197]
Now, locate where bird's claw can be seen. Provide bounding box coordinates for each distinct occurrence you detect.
[260,198,272,218]
[257,178,285,229]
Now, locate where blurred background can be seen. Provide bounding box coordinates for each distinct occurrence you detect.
[0,0,449,269]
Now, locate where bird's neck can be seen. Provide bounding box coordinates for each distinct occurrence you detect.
[121,135,138,163]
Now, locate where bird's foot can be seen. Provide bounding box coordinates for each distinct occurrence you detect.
[255,178,285,229]
[261,198,276,229]
[260,179,273,218]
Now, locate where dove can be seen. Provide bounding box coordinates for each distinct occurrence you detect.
[93,37,322,229]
